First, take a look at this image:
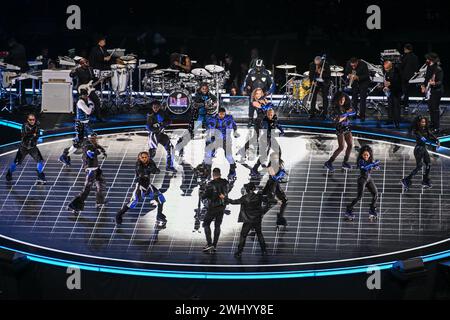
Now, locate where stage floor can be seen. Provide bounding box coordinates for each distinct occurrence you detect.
[1,128,450,272]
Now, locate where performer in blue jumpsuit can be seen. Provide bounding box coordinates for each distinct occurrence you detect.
[6,113,46,184]
[205,107,239,180]
[146,101,176,172]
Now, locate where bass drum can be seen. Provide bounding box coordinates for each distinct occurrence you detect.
[111,64,129,93]
[166,89,191,115]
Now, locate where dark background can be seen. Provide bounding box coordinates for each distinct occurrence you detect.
[1,0,450,88]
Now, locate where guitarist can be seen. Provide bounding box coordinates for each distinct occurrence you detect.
[421,52,444,133]
[70,58,104,122]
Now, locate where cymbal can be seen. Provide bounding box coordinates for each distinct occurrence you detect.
[276,64,296,70]
[179,72,195,79]
[287,72,304,78]
[151,70,164,76]
[120,55,137,62]
[139,63,157,70]
[191,68,211,77]
[331,72,344,77]
[303,71,310,76]
[161,68,180,73]
[330,65,344,72]
[0,62,20,71]
[205,64,224,73]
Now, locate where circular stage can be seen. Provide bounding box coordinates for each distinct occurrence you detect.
[1,127,450,278]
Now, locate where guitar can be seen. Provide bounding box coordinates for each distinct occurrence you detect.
[424,74,435,100]
[78,75,111,94]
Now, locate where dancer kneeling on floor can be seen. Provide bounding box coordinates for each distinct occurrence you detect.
[115,151,166,226]
[68,136,107,215]
[345,145,380,222]
[227,182,268,258]
[401,116,440,191]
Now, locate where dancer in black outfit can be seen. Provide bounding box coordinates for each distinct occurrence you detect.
[227,182,268,258]
[324,92,355,172]
[6,113,46,184]
[201,168,230,253]
[262,153,288,228]
[401,116,440,190]
[115,151,167,226]
[345,145,380,222]
[67,136,107,215]
[250,108,284,177]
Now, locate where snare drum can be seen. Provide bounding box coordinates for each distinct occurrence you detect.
[166,89,191,115]
[111,64,128,93]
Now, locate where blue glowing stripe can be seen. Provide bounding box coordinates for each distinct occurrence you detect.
[0,119,22,130]
[2,243,450,279]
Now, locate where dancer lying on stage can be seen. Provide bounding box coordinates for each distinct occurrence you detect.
[115,151,167,227]
[227,182,268,258]
[59,89,96,166]
[68,135,107,215]
[250,107,285,177]
[147,101,176,172]
[345,145,380,222]
[401,116,440,191]
[262,152,288,228]
[6,113,47,184]
[205,107,239,180]
[324,91,355,172]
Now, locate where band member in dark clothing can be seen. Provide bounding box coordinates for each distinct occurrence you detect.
[67,136,107,215]
[242,59,274,126]
[5,113,46,184]
[345,145,380,222]
[169,52,192,72]
[5,38,29,72]
[421,52,444,132]
[224,53,239,92]
[324,92,355,172]
[176,83,218,158]
[344,57,370,121]
[146,101,176,172]
[401,116,440,190]
[115,151,167,226]
[400,44,419,110]
[70,58,104,121]
[383,60,402,128]
[88,36,111,71]
[227,182,268,258]
[308,56,331,119]
[201,168,229,253]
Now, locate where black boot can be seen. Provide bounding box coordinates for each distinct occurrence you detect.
[115,206,128,225]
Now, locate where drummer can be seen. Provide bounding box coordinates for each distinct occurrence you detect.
[170,52,192,73]
[175,83,218,158]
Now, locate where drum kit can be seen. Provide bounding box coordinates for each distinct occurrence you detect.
[276,62,346,116]
[141,62,228,114]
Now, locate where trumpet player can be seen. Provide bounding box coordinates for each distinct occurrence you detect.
[382,60,402,128]
[344,57,370,122]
